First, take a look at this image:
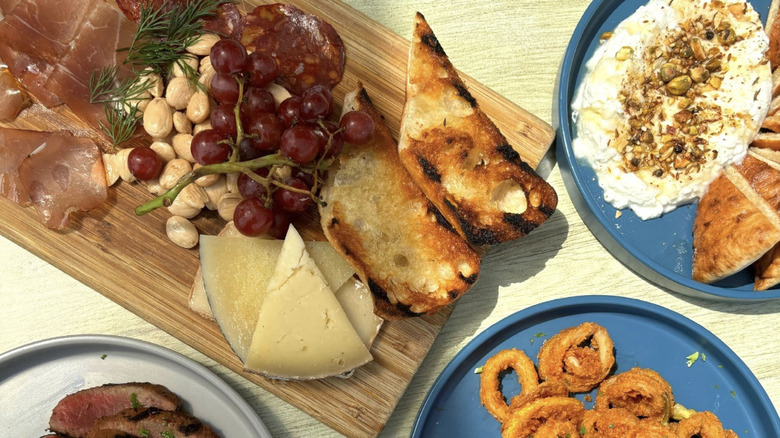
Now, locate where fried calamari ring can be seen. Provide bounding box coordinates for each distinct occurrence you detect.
[479,348,540,422]
[595,367,674,422]
[508,379,569,411]
[537,322,615,392]
[676,411,733,438]
[500,397,585,438]
[533,419,580,437]
[580,407,641,438]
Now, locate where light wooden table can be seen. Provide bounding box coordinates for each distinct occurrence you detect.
[1,1,778,437]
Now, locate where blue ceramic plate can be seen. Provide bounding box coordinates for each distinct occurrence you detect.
[411,296,780,437]
[554,0,780,301]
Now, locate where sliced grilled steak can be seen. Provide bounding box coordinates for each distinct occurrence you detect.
[49,383,182,438]
[87,407,219,438]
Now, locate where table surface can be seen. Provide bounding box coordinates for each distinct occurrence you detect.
[1,1,778,437]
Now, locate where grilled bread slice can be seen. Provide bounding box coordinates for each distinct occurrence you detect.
[767,0,780,69]
[397,12,557,246]
[319,84,481,320]
[692,149,780,284]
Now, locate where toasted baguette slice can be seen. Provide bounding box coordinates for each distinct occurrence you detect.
[692,150,780,283]
[396,13,557,246]
[319,84,481,319]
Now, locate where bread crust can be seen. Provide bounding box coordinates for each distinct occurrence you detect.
[319,84,481,319]
[397,13,557,246]
[692,151,780,283]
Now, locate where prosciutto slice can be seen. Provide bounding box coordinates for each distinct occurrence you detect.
[0,0,98,107]
[0,128,107,229]
[45,1,137,133]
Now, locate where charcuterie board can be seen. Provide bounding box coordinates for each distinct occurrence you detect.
[0,0,554,436]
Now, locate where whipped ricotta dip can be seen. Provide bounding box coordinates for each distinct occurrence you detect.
[571,0,772,219]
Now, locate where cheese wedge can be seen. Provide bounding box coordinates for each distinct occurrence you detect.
[199,233,356,362]
[189,221,243,320]
[244,225,373,379]
[334,277,383,349]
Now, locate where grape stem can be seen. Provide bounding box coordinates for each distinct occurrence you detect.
[134,153,329,215]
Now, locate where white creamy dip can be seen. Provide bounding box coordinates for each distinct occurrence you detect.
[571,0,772,219]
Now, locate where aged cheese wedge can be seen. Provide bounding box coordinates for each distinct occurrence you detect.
[189,221,242,320]
[334,277,383,349]
[199,233,356,362]
[244,225,373,379]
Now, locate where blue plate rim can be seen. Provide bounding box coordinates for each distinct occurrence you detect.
[410,295,780,437]
[553,0,780,301]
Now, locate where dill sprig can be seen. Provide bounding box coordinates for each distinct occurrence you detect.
[89,67,154,147]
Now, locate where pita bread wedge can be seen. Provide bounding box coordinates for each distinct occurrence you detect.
[692,150,780,283]
[319,84,481,319]
[749,148,780,290]
[767,0,780,69]
[397,12,557,246]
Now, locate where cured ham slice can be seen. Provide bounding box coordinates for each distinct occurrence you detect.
[0,128,107,230]
[0,67,29,122]
[45,1,137,135]
[0,0,98,107]
[0,0,21,16]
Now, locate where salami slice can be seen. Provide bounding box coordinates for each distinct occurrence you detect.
[240,4,346,96]
[115,0,243,38]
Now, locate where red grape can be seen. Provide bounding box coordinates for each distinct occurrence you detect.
[280,125,321,164]
[233,197,274,236]
[237,168,270,199]
[299,85,333,122]
[277,97,301,128]
[210,73,240,105]
[273,178,312,213]
[238,138,265,160]
[241,87,276,120]
[340,110,374,145]
[127,147,162,181]
[266,207,291,240]
[245,112,283,151]
[191,129,230,165]
[245,52,279,88]
[210,104,237,138]
[210,39,247,75]
[312,120,344,157]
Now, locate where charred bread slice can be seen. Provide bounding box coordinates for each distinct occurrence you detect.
[768,0,780,69]
[318,84,481,320]
[692,149,780,283]
[397,12,557,246]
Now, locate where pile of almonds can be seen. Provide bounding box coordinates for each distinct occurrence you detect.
[102,34,290,249]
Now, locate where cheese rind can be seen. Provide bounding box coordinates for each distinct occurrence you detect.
[199,233,356,361]
[243,225,373,379]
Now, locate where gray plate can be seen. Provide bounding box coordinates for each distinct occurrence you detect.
[0,335,271,437]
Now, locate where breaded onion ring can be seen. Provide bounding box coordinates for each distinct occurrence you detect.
[508,379,569,411]
[595,367,674,422]
[537,322,615,392]
[479,348,540,422]
[500,397,585,438]
[676,411,733,438]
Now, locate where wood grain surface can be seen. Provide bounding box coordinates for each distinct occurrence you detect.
[0,1,554,436]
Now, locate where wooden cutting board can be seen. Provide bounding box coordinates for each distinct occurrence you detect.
[0,1,554,436]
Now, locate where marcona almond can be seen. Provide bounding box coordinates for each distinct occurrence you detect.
[217,192,242,221]
[172,134,195,163]
[165,76,196,110]
[172,55,199,78]
[116,147,136,183]
[143,98,173,138]
[186,90,210,124]
[187,33,221,56]
[193,163,220,187]
[173,111,192,134]
[160,158,192,190]
[203,175,228,210]
[167,196,202,218]
[193,119,212,135]
[178,183,209,209]
[150,141,176,163]
[166,216,199,249]
[102,152,122,186]
[226,172,239,193]
[140,178,163,195]
[141,68,165,98]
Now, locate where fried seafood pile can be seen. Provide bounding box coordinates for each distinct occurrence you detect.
[479,322,737,437]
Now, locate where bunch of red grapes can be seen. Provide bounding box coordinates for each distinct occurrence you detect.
[129,38,375,238]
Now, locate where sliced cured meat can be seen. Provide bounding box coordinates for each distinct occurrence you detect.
[240,4,346,96]
[87,407,219,438]
[115,0,243,38]
[0,128,52,205]
[0,0,21,16]
[11,130,107,230]
[0,66,30,121]
[44,1,137,140]
[0,0,98,107]
[49,383,182,438]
